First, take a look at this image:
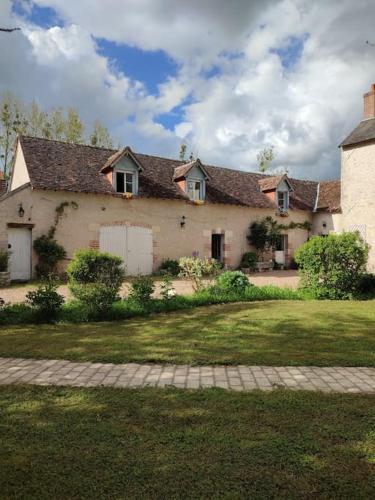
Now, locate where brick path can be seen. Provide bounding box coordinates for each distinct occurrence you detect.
[0,358,374,393]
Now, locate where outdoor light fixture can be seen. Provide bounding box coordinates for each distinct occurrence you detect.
[180,215,186,228]
[18,203,25,218]
[322,221,327,228]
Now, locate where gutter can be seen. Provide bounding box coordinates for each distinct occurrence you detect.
[313,182,320,212]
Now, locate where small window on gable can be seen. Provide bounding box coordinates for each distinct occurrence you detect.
[115,171,135,194]
[277,191,289,211]
[187,180,202,201]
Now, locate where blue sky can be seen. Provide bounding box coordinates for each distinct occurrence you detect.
[3,0,375,180]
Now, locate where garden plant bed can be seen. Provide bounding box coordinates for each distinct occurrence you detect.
[0,385,374,499]
[1,301,375,367]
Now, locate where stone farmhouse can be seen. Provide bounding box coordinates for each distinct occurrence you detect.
[1,84,374,280]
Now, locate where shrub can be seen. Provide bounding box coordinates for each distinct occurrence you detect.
[295,232,369,299]
[70,283,120,319]
[0,303,36,325]
[0,249,10,272]
[159,259,180,276]
[247,216,281,260]
[357,273,375,296]
[0,297,6,309]
[67,249,125,289]
[240,252,257,270]
[216,271,250,293]
[26,278,64,322]
[178,256,221,291]
[33,235,67,277]
[128,276,155,304]
[159,274,176,300]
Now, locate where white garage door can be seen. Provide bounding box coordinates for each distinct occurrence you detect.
[8,227,32,281]
[99,225,153,276]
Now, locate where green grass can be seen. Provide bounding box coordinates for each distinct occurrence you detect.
[0,385,374,499]
[1,300,375,366]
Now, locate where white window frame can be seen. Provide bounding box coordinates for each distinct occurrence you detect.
[277,190,289,211]
[115,170,136,194]
[187,179,203,201]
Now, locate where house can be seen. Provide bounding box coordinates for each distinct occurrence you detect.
[9,86,374,280]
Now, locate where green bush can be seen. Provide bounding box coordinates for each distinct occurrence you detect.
[159,275,176,300]
[240,252,257,270]
[216,271,250,293]
[0,249,10,272]
[295,232,369,299]
[26,278,65,322]
[129,276,155,304]
[178,256,221,291]
[0,303,37,325]
[159,259,180,276]
[33,235,67,278]
[70,283,120,320]
[67,249,125,289]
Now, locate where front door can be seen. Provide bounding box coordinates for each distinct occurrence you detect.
[211,234,223,262]
[274,235,288,265]
[8,227,32,281]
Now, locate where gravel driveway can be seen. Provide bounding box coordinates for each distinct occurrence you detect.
[0,270,299,304]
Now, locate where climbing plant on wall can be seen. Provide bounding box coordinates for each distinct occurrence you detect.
[33,201,78,277]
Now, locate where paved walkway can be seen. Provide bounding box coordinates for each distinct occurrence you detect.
[0,358,374,393]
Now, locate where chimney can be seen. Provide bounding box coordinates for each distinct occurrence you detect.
[364,84,375,119]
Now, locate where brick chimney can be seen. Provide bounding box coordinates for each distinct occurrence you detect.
[364,84,375,119]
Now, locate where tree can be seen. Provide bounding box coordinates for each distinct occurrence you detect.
[65,108,84,143]
[90,120,113,148]
[50,108,66,141]
[247,216,282,260]
[179,143,187,161]
[257,145,276,173]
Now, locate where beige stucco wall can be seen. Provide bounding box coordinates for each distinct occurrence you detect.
[341,141,375,270]
[9,143,30,191]
[0,186,312,277]
[311,211,343,236]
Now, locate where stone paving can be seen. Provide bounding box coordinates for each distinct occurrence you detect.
[0,357,375,393]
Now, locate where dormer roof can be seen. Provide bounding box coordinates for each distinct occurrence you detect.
[173,159,210,181]
[258,174,293,192]
[101,146,143,173]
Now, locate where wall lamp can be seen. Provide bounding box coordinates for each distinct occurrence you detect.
[180,215,186,228]
[18,203,25,218]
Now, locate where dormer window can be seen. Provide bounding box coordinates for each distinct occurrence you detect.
[277,191,289,211]
[187,180,203,201]
[116,171,134,194]
[173,159,210,202]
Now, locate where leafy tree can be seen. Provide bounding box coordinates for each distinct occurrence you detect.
[50,108,66,141]
[179,143,187,160]
[0,92,27,177]
[257,145,276,173]
[295,232,369,299]
[65,108,84,143]
[90,120,113,148]
[247,216,282,260]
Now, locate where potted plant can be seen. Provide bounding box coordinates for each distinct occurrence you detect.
[240,251,257,274]
[0,249,10,287]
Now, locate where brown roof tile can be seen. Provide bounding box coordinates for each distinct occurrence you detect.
[19,135,321,211]
[317,180,341,213]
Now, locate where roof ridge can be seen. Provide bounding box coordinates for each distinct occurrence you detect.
[19,134,116,153]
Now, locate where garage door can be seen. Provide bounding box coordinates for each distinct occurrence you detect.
[99,225,153,276]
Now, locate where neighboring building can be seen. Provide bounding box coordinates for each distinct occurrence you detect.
[13,82,375,280]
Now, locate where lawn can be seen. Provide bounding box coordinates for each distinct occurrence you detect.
[0,300,374,366]
[0,385,374,498]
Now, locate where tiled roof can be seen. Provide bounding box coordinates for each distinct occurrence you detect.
[173,159,210,180]
[18,135,331,211]
[340,118,375,147]
[316,180,341,213]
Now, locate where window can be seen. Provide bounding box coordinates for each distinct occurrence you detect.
[116,171,135,194]
[277,191,289,211]
[187,180,202,201]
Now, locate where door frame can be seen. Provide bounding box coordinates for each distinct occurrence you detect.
[211,233,224,263]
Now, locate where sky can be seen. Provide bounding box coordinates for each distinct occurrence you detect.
[1,0,375,180]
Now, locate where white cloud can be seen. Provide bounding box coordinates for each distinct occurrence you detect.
[2,0,375,179]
